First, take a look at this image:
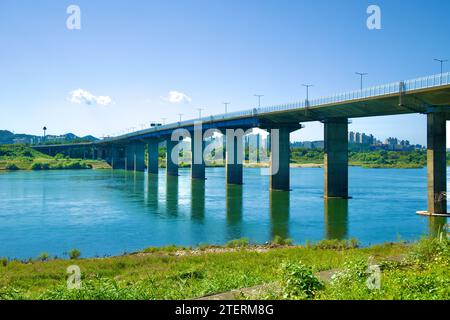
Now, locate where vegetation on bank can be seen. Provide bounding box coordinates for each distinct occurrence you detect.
[291,148,450,169]
[0,145,110,171]
[0,232,448,300]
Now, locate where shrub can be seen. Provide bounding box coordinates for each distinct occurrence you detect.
[226,238,249,248]
[5,163,19,170]
[408,236,450,264]
[68,249,81,260]
[37,252,50,262]
[280,261,323,299]
[310,238,359,250]
[0,257,8,267]
[31,162,50,170]
[271,235,293,246]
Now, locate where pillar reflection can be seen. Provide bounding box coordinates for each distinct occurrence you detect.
[191,179,205,223]
[270,191,290,240]
[226,184,243,239]
[324,198,349,240]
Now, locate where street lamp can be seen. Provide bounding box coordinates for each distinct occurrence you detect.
[302,84,313,106]
[197,108,204,119]
[434,58,448,84]
[223,102,230,114]
[254,95,264,108]
[178,113,183,122]
[161,118,167,125]
[355,72,368,90]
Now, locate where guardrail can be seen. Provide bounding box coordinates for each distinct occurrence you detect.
[102,72,450,143]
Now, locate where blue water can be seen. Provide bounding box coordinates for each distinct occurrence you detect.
[0,167,447,259]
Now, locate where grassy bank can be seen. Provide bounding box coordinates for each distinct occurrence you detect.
[0,235,448,300]
[0,145,110,171]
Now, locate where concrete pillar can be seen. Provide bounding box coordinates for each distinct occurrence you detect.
[270,127,291,191]
[147,140,159,174]
[126,141,145,172]
[226,131,243,185]
[324,119,349,199]
[427,111,447,215]
[166,140,179,176]
[191,134,205,180]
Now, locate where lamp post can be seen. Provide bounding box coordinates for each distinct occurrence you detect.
[254,95,263,108]
[302,84,313,106]
[223,102,230,114]
[434,59,448,84]
[178,113,183,122]
[197,108,204,119]
[356,72,368,90]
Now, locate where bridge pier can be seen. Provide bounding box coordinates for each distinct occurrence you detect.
[270,127,291,191]
[166,140,179,176]
[147,140,159,174]
[191,132,206,180]
[226,131,244,185]
[426,110,447,215]
[324,118,349,199]
[126,141,145,172]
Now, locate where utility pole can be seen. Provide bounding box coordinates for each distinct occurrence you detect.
[434,58,448,84]
[254,95,264,108]
[302,84,313,106]
[223,102,230,114]
[356,72,368,90]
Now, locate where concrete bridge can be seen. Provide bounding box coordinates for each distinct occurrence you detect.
[32,72,450,216]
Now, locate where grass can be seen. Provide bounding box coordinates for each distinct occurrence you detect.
[2,236,447,300]
[0,144,109,171]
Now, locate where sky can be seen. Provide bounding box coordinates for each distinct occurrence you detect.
[0,0,449,146]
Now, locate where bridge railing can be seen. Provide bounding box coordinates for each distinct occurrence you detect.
[102,72,450,142]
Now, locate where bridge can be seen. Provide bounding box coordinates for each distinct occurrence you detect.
[33,72,450,216]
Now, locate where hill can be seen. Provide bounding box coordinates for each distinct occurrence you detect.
[0,130,98,145]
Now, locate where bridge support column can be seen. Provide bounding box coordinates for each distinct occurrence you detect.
[166,140,179,176]
[426,110,447,215]
[324,119,349,199]
[226,131,244,185]
[126,141,145,172]
[191,132,205,180]
[270,127,291,191]
[147,140,159,174]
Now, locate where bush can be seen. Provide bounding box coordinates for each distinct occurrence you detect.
[280,261,323,299]
[37,252,50,262]
[226,238,249,248]
[31,162,50,170]
[310,239,359,250]
[68,249,81,260]
[0,257,8,267]
[5,163,19,170]
[271,236,293,246]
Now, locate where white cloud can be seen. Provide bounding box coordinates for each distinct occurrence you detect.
[164,90,192,104]
[69,89,113,106]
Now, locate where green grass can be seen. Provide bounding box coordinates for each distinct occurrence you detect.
[2,237,445,300]
[0,144,109,171]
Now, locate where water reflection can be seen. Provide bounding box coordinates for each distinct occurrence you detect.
[428,216,448,237]
[324,198,349,240]
[166,175,179,215]
[144,174,159,210]
[191,180,205,223]
[226,184,243,239]
[270,191,290,240]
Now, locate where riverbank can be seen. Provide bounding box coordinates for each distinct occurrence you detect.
[0,236,448,300]
[0,145,110,171]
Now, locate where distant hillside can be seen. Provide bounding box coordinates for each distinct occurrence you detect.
[0,130,98,145]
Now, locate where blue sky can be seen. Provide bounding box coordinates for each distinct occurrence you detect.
[0,0,449,145]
